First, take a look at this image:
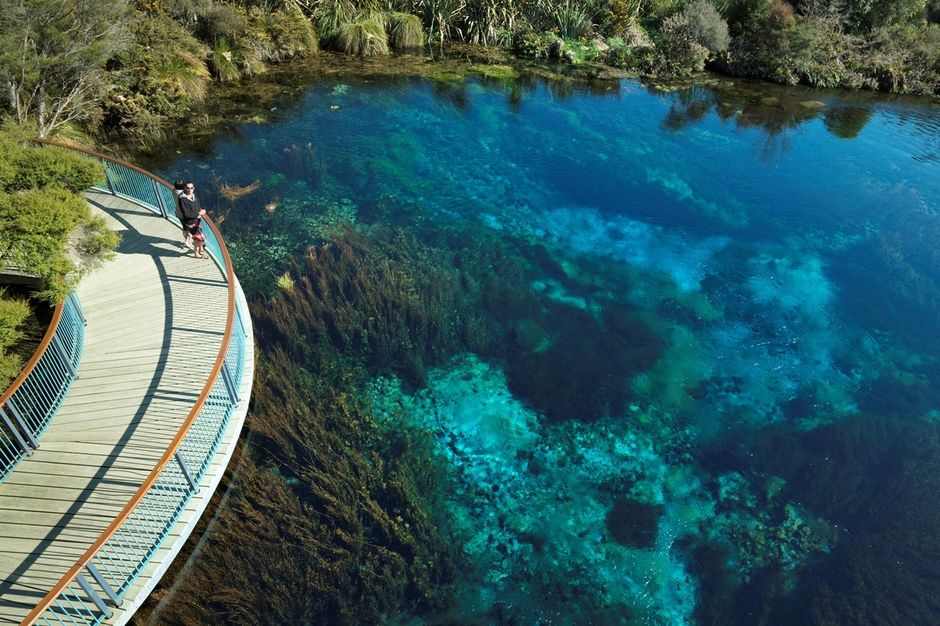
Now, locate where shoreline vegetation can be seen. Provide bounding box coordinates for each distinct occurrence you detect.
[2,2,939,625]
[0,131,118,390]
[0,0,938,150]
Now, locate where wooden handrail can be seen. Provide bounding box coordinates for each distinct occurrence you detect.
[0,299,65,406]
[21,140,239,625]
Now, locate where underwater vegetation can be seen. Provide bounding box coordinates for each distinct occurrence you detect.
[692,413,940,625]
[146,74,940,625]
[147,303,459,625]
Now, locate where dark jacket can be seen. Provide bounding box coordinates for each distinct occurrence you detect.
[178,193,203,223]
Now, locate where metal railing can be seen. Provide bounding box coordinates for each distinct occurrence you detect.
[22,141,251,626]
[0,293,85,483]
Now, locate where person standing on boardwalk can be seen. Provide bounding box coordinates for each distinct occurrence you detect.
[178,181,208,258]
[174,180,193,250]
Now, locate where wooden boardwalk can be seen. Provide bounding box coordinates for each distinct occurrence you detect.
[0,191,252,625]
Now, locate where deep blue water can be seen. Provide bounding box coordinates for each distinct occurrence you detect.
[160,74,940,624]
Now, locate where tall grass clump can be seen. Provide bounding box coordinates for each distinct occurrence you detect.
[387,12,424,49]
[337,16,390,55]
[212,37,241,82]
[553,0,593,39]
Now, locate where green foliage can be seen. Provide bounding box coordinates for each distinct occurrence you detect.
[0,292,29,391]
[607,42,657,69]
[420,0,465,43]
[0,134,117,302]
[388,12,425,49]
[0,0,132,137]
[0,133,103,193]
[262,4,319,57]
[460,0,521,45]
[512,29,560,59]
[863,24,940,94]
[683,0,731,52]
[839,0,927,32]
[313,0,355,45]
[102,12,211,140]
[929,0,940,23]
[595,0,644,36]
[723,0,773,31]
[649,0,682,19]
[338,16,390,55]
[552,0,593,39]
[199,2,249,41]
[212,37,242,82]
[650,13,711,75]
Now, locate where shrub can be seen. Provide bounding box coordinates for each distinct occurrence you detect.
[649,0,682,19]
[387,12,424,50]
[102,12,210,138]
[337,17,389,55]
[595,0,644,37]
[683,0,731,52]
[0,292,29,387]
[512,29,559,59]
[863,25,940,94]
[199,2,248,41]
[929,0,940,23]
[607,43,656,69]
[0,133,118,303]
[841,0,927,32]
[1,138,103,193]
[650,13,711,75]
[770,0,796,27]
[724,0,774,31]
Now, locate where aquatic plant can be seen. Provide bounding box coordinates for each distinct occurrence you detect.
[274,270,295,292]
[281,142,323,183]
[145,350,458,624]
[337,16,390,56]
[253,228,463,385]
[218,179,261,200]
[691,414,940,625]
[387,12,424,49]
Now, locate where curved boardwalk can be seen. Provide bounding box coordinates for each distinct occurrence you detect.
[0,190,252,624]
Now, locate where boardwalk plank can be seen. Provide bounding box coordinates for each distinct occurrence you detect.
[0,190,249,625]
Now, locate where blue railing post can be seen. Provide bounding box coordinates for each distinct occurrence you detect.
[0,406,33,456]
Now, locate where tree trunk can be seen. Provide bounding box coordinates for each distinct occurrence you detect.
[37,83,46,138]
[7,80,20,123]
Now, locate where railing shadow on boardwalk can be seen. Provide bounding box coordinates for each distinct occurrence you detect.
[2,142,253,626]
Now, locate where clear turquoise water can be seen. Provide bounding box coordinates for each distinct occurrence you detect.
[160,75,940,624]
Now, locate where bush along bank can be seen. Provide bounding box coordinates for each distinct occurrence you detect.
[2,0,938,149]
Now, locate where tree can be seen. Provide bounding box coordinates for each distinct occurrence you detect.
[0,0,132,137]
